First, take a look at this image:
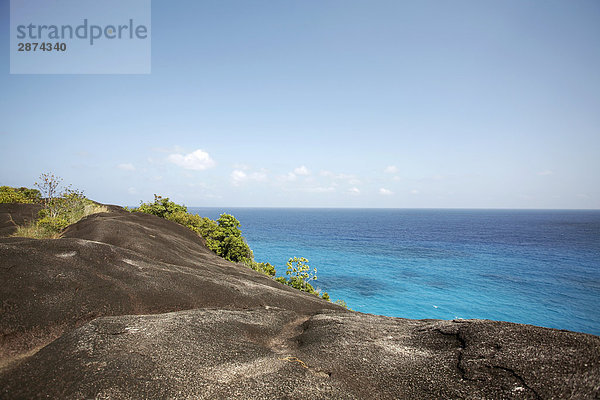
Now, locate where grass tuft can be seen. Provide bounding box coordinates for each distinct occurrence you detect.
[12,204,109,239]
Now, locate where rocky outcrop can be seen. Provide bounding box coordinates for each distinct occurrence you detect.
[1,204,598,399]
[0,203,42,236]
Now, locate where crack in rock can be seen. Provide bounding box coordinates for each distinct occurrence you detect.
[435,326,541,399]
[489,364,541,400]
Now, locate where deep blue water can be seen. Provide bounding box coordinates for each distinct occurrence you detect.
[189,208,600,335]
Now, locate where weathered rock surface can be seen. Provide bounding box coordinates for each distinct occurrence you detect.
[1,204,599,399]
[0,206,337,366]
[0,203,42,236]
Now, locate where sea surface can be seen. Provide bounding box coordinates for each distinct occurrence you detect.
[189,208,600,335]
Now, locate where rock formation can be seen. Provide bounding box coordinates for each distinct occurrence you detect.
[1,204,598,398]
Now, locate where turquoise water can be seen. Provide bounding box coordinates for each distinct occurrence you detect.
[189,208,600,335]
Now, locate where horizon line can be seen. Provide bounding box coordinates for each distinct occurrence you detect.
[121,204,600,212]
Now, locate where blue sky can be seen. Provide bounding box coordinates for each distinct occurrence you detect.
[1,0,599,208]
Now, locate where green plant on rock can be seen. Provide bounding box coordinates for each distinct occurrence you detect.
[244,260,276,277]
[286,257,317,292]
[11,174,108,239]
[53,186,87,223]
[0,186,42,204]
[195,212,253,262]
[334,299,351,310]
[221,234,253,263]
[135,197,253,264]
[276,257,330,300]
[135,195,188,218]
[133,195,340,303]
[36,216,69,233]
[35,173,62,216]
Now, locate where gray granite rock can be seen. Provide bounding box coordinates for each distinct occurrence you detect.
[1,204,598,399]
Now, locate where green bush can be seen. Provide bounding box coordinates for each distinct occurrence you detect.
[0,186,42,204]
[135,197,253,263]
[245,261,276,277]
[165,210,203,233]
[134,195,340,304]
[256,261,276,277]
[36,216,69,232]
[135,195,187,218]
[11,174,108,239]
[334,299,351,310]
[221,234,253,262]
[285,257,317,292]
[275,257,330,300]
[51,187,87,222]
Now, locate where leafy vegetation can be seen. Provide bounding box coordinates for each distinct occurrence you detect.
[334,299,351,310]
[133,196,338,301]
[0,186,41,204]
[9,173,108,239]
[4,180,347,306]
[275,257,330,300]
[133,195,254,263]
[135,194,187,218]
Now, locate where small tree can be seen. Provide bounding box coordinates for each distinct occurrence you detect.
[35,173,62,217]
[285,257,317,292]
[135,195,187,218]
[215,214,252,262]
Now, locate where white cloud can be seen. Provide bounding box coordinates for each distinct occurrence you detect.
[348,187,360,195]
[251,171,268,182]
[231,170,247,186]
[167,149,215,171]
[410,189,419,195]
[118,163,135,171]
[319,170,359,184]
[379,188,393,196]
[384,165,399,174]
[279,172,297,182]
[127,187,137,194]
[231,169,267,186]
[294,165,310,176]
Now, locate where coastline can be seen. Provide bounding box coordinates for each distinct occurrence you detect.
[0,202,598,398]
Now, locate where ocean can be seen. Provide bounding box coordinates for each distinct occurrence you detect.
[188,208,600,336]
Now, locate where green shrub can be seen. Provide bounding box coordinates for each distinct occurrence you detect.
[11,174,108,239]
[274,257,330,301]
[334,299,350,309]
[134,195,187,218]
[36,216,69,232]
[221,234,253,262]
[256,261,276,277]
[165,210,202,233]
[50,187,87,222]
[245,261,276,277]
[285,257,317,292]
[0,186,42,203]
[134,195,342,305]
[135,196,254,263]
